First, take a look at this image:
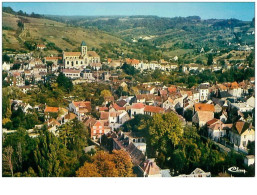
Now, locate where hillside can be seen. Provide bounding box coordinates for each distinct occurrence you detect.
[2,12,124,55]
[2,9,255,62]
[50,15,255,48]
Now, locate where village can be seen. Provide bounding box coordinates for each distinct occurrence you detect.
[2,40,255,177]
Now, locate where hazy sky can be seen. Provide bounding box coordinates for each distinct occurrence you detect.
[3,2,255,21]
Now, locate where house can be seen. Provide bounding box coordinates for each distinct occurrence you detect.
[37,44,46,50]
[231,102,254,113]
[194,103,215,112]
[136,94,155,104]
[131,103,145,117]
[229,121,255,152]
[44,106,59,120]
[90,120,104,140]
[144,105,165,116]
[62,113,77,124]
[112,103,126,112]
[109,111,130,130]
[2,62,11,71]
[138,85,155,94]
[192,111,214,127]
[62,69,81,79]
[207,119,232,141]
[45,56,62,65]
[116,99,129,108]
[192,89,200,103]
[226,82,242,97]
[33,65,47,74]
[244,155,255,167]
[28,58,43,69]
[81,69,95,81]
[47,118,61,136]
[193,103,215,126]
[69,101,91,121]
[177,168,211,177]
[199,84,209,102]
[139,159,162,177]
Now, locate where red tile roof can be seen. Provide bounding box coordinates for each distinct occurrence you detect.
[73,101,91,112]
[207,118,219,126]
[37,44,46,48]
[44,106,59,113]
[131,103,145,109]
[98,106,108,112]
[113,103,126,111]
[100,112,109,120]
[195,103,215,112]
[144,105,165,113]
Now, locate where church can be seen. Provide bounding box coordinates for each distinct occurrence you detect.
[62,41,100,69]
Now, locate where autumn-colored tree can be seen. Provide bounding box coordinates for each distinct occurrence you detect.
[76,150,134,177]
[100,89,112,98]
[112,150,134,177]
[76,162,101,177]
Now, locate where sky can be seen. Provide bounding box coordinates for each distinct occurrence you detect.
[2,2,255,21]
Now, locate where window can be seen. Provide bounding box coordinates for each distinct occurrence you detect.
[99,130,102,133]
[93,130,96,134]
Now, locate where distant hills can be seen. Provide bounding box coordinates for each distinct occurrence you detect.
[2,6,255,62]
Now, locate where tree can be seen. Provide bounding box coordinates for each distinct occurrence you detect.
[34,131,63,177]
[247,141,255,155]
[184,108,193,121]
[46,61,54,73]
[56,72,73,93]
[122,114,152,137]
[100,89,112,98]
[3,146,14,177]
[207,54,213,66]
[76,150,134,177]
[112,150,134,177]
[76,162,101,177]
[147,112,183,159]
[2,54,10,62]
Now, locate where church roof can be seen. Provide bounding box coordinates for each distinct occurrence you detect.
[81,41,87,46]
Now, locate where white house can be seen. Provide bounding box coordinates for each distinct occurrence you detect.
[131,103,145,117]
[229,121,255,152]
[199,84,209,102]
[62,69,81,79]
[244,155,255,167]
[69,101,91,121]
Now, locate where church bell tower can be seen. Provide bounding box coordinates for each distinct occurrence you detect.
[81,41,87,56]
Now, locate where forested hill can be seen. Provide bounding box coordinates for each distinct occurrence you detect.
[47,14,254,45]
